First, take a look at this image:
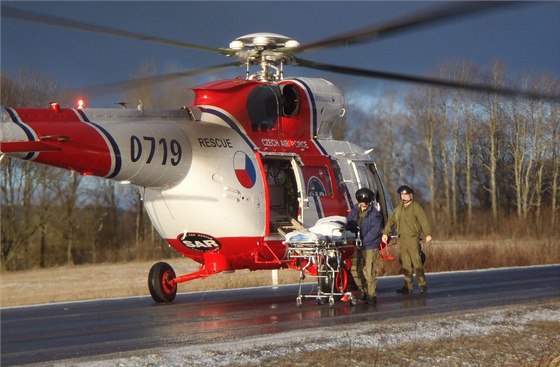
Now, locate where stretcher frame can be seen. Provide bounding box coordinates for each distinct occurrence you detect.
[287,236,357,308]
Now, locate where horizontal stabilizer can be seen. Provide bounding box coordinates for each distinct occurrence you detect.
[0,141,62,153]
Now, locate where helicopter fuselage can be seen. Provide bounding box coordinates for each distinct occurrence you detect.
[1,77,391,282]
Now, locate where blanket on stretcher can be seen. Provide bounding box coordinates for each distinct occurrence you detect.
[284,216,356,244]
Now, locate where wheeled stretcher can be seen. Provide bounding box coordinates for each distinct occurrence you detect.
[284,216,358,308]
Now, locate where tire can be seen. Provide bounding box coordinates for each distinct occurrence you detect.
[335,266,349,293]
[319,261,349,295]
[148,262,177,303]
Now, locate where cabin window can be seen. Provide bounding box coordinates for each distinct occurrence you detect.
[280,84,300,117]
[356,165,379,195]
[330,159,348,198]
[247,85,281,131]
[368,163,392,222]
[355,163,391,222]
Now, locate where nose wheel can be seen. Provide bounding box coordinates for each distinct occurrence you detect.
[148,262,177,303]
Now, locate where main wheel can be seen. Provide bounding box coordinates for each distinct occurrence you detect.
[148,262,177,303]
[319,263,349,295]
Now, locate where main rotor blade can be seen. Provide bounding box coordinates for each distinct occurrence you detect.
[80,62,239,96]
[295,58,560,102]
[2,6,232,55]
[291,2,513,54]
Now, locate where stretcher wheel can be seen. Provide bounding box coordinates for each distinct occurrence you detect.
[317,298,325,305]
[296,296,303,308]
[328,296,335,308]
[349,295,357,306]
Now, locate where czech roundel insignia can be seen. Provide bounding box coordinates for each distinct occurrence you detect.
[233,151,256,188]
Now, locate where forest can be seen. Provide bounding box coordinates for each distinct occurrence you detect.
[1,61,559,271]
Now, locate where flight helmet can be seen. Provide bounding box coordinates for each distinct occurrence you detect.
[397,185,414,195]
[355,188,374,204]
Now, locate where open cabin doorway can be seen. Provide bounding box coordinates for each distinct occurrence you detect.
[262,156,301,235]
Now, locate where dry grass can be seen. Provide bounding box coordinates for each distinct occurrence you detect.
[379,238,560,276]
[1,239,558,307]
[0,259,302,307]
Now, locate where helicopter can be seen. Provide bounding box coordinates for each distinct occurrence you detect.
[1,2,558,304]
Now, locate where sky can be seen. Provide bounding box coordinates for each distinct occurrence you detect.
[1,1,560,108]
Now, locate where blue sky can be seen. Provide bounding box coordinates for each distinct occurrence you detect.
[2,1,559,107]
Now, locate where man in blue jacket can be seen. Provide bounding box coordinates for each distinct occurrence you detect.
[347,188,384,305]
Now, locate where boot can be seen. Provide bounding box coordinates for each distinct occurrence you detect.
[396,286,412,294]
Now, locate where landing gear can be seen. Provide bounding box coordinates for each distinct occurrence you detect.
[148,262,177,303]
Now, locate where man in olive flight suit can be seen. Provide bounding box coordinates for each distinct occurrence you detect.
[382,185,432,294]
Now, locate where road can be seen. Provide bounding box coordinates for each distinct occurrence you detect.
[1,265,559,366]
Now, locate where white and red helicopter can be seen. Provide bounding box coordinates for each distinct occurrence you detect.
[1,3,557,303]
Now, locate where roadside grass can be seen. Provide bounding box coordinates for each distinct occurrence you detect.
[377,238,559,276]
[0,239,558,307]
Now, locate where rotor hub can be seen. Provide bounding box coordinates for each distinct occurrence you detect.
[228,33,300,81]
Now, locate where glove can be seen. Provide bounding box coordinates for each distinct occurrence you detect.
[345,221,359,235]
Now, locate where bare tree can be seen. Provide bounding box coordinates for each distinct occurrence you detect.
[122,62,197,109]
[54,171,82,266]
[551,110,560,230]
[462,108,478,231]
[406,86,441,222]
[35,165,60,267]
[478,62,510,228]
[447,62,478,232]
[1,69,66,107]
[509,94,532,219]
[541,75,560,230]
[344,88,413,198]
[1,70,66,269]
[1,158,35,269]
[434,91,452,232]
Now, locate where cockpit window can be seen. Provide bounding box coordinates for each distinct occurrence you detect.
[247,85,281,131]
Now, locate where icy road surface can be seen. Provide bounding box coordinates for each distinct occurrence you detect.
[1,265,559,366]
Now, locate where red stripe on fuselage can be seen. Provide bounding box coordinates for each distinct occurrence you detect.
[166,236,289,270]
[13,108,113,176]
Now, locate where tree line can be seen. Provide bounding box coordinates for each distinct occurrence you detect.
[346,60,559,239]
[2,62,559,271]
